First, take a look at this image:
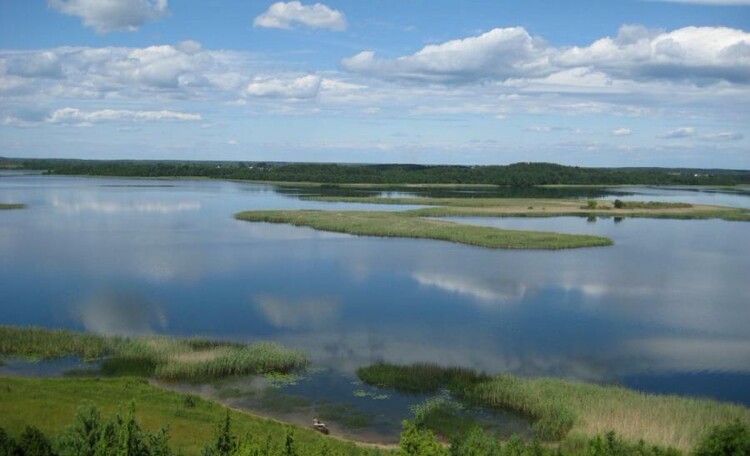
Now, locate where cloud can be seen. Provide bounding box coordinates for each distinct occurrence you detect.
[246,75,321,99]
[0,43,250,100]
[253,294,340,329]
[47,107,201,124]
[343,27,552,83]
[659,126,695,138]
[698,131,744,141]
[49,0,169,33]
[5,52,63,79]
[612,128,633,136]
[344,25,750,85]
[558,25,750,84]
[253,1,346,31]
[525,125,581,133]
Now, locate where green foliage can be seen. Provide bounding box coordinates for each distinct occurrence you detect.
[399,420,450,456]
[692,420,750,456]
[203,412,237,456]
[450,427,499,456]
[585,200,598,209]
[614,199,624,209]
[55,401,171,456]
[18,427,56,456]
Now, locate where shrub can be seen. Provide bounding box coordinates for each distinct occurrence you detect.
[18,427,55,456]
[693,420,750,456]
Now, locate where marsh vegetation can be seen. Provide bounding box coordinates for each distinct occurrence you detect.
[234,210,613,250]
[357,363,750,452]
[0,203,25,210]
[0,326,307,380]
[300,196,750,221]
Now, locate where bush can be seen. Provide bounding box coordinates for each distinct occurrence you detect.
[56,401,171,456]
[18,427,55,456]
[693,420,750,456]
[399,420,450,456]
[614,199,624,209]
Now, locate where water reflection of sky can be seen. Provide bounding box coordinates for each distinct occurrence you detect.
[1,176,749,405]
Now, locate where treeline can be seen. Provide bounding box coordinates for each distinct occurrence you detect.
[5,158,750,186]
[1,401,748,456]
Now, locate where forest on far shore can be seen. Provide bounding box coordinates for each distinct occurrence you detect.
[3,158,750,186]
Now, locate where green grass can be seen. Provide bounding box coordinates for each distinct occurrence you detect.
[0,376,385,455]
[301,195,750,221]
[0,326,307,380]
[234,210,613,250]
[0,203,25,210]
[356,363,750,452]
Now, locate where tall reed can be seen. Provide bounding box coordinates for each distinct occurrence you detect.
[0,326,307,380]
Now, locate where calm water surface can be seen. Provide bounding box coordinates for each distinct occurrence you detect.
[1,176,749,440]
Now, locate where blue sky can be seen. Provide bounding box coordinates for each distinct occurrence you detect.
[1,0,749,167]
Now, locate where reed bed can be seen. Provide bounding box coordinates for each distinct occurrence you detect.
[0,203,26,210]
[0,326,307,380]
[357,362,488,394]
[356,363,750,452]
[234,210,613,250]
[469,375,750,451]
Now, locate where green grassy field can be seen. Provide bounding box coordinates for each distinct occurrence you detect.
[0,203,25,210]
[357,363,750,452]
[300,196,750,221]
[234,210,613,250]
[0,326,307,380]
[0,377,385,455]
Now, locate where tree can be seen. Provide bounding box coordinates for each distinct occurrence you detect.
[203,412,237,456]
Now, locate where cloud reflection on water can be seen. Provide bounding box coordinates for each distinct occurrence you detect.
[72,290,167,336]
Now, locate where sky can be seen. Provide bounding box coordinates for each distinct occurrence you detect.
[0,0,749,168]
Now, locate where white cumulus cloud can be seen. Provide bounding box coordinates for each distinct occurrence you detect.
[343,27,552,83]
[612,128,633,136]
[253,1,346,31]
[47,107,201,124]
[49,0,169,33]
[343,25,750,85]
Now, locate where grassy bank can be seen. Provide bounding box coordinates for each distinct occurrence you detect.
[234,210,613,250]
[0,203,25,210]
[357,363,750,452]
[301,196,750,221]
[0,377,383,455]
[0,326,307,380]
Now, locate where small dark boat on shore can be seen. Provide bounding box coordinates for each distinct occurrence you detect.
[312,418,330,435]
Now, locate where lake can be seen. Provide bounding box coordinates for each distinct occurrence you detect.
[1,175,749,441]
